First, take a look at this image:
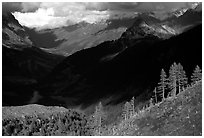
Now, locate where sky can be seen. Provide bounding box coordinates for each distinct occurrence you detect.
[2,2,199,30]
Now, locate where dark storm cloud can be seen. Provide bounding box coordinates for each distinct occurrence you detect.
[2,2,22,14]
[97,2,196,12]
[3,2,197,13]
[2,2,40,15]
[85,2,199,20]
[90,2,139,11]
[135,2,196,12]
[21,2,41,12]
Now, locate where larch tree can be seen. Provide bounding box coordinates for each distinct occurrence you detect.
[153,87,158,103]
[149,98,154,107]
[157,68,167,101]
[168,62,177,97]
[130,96,135,116]
[191,65,202,84]
[93,102,104,135]
[122,101,131,120]
[177,63,188,93]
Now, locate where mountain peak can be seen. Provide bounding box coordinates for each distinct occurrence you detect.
[2,12,33,49]
[173,8,188,17]
[171,2,201,18]
[3,12,21,28]
[121,16,175,40]
[132,17,147,27]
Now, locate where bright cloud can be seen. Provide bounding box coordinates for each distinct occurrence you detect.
[9,2,199,30]
[12,2,110,30]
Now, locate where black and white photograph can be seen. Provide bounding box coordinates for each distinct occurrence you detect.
[2,1,202,136]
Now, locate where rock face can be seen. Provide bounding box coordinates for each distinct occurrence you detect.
[121,17,175,40]
[2,12,33,49]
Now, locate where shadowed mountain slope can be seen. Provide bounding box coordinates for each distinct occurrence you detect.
[2,12,65,106]
[36,22,201,108]
[2,5,202,107]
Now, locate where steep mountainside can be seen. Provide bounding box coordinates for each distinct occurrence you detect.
[2,12,64,79]
[35,20,201,108]
[2,4,202,107]
[2,12,64,106]
[108,81,202,136]
[2,3,202,136]
[14,3,201,56]
[2,80,202,136]
[23,17,137,56]
[3,12,33,49]
[163,4,202,32]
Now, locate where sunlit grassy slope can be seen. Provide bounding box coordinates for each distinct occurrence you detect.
[109,81,202,136]
[2,81,202,136]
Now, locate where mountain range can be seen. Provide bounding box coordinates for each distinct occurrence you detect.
[2,3,202,109]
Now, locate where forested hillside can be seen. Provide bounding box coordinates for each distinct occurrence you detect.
[2,64,202,136]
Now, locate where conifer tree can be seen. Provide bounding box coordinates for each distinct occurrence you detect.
[168,62,177,97]
[191,65,202,84]
[130,97,135,116]
[122,101,131,120]
[157,69,167,100]
[177,63,188,93]
[149,98,154,107]
[153,87,158,103]
[93,102,104,135]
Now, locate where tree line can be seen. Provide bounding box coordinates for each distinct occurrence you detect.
[3,63,201,136]
[154,63,201,103]
[90,63,202,135]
